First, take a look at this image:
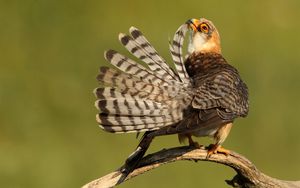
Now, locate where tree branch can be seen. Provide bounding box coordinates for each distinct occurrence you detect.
[82,146,300,188]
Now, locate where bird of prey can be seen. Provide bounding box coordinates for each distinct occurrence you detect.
[94,18,249,179]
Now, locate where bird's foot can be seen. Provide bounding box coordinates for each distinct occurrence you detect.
[206,144,231,158]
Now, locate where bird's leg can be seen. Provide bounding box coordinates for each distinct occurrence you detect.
[207,122,232,158]
[187,134,202,148]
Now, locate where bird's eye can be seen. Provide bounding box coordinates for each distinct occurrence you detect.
[199,23,209,33]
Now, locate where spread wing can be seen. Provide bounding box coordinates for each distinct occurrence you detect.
[94,24,193,133]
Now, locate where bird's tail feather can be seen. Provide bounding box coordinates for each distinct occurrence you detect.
[95,25,192,133]
[169,24,190,84]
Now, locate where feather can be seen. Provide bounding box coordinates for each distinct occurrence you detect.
[104,50,170,86]
[95,24,194,133]
[127,27,179,81]
[169,24,190,85]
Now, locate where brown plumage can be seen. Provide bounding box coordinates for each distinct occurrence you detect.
[94,18,249,180]
[177,52,248,150]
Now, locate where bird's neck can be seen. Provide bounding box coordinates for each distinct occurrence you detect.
[184,52,227,78]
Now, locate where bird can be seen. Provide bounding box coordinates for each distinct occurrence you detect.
[94,18,249,181]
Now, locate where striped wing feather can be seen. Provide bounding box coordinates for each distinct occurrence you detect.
[97,67,180,102]
[95,24,192,133]
[169,24,190,85]
[104,50,168,86]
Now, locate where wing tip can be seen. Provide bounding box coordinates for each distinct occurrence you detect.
[104,49,117,61]
[97,67,110,79]
[94,87,107,99]
[96,114,124,134]
[118,33,130,45]
[129,26,138,33]
[96,114,116,133]
[94,99,100,110]
[129,27,142,39]
[93,87,100,97]
[98,124,119,134]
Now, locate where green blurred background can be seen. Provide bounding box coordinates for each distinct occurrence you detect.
[1,0,300,187]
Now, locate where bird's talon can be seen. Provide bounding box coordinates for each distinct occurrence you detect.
[206,144,231,158]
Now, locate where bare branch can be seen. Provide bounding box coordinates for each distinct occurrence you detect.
[82,146,300,188]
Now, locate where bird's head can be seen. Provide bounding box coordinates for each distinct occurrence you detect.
[186,18,221,54]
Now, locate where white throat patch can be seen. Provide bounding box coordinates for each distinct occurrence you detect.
[188,32,215,54]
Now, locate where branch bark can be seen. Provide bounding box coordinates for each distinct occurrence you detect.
[82,146,300,188]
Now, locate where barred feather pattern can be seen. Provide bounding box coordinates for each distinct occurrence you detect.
[95,24,193,133]
[169,24,190,85]
[185,52,249,119]
[119,27,179,82]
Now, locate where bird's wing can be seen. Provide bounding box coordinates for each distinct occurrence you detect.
[192,69,249,119]
[119,27,179,82]
[94,24,193,133]
[169,24,191,85]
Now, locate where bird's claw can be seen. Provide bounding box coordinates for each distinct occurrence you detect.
[206,144,231,158]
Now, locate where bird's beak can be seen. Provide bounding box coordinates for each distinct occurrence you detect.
[186,18,200,32]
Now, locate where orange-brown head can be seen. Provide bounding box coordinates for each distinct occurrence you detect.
[186,18,221,54]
